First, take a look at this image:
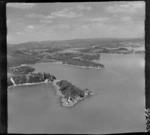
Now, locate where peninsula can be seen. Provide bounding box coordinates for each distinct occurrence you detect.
[50,52,104,69]
[7,65,95,107]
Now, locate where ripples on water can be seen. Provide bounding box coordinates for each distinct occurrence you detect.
[8,54,145,134]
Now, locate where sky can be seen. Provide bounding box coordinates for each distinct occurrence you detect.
[7,1,145,44]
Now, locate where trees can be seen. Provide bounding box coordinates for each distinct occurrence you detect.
[27,73,45,83]
[56,80,84,100]
[9,66,35,75]
[43,72,56,82]
[12,75,27,84]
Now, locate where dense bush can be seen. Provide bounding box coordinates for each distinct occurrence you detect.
[7,55,40,68]
[56,80,85,99]
[9,66,35,75]
[7,72,57,86]
[27,73,44,83]
[52,53,80,61]
[50,75,56,81]
[81,54,100,61]
[43,72,56,82]
[12,75,27,84]
[43,72,51,80]
[63,58,104,68]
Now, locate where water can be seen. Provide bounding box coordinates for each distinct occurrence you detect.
[8,54,145,134]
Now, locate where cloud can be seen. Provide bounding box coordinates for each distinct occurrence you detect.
[24,24,46,33]
[26,13,54,24]
[76,5,92,11]
[51,8,82,18]
[25,7,82,24]
[82,17,110,29]
[39,19,52,24]
[84,23,104,29]
[7,3,36,9]
[135,21,144,34]
[16,18,24,22]
[80,20,107,30]
[26,13,54,19]
[24,25,36,32]
[128,2,145,9]
[84,17,110,23]
[28,25,34,29]
[121,16,133,22]
[80,21,144,38]
[105,1,145,14]
[26,13,46,19]
[55,24,70,30]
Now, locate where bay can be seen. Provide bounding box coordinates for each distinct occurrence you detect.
[8,54,145,134]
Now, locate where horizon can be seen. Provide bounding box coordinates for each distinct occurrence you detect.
[7,37,144,46]
[7,2,145,44]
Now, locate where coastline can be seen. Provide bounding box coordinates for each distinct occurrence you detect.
[52,79,95,107]
[62,63,104,70]
[7,63,96,107]
[9,64,29,69]
[8,53,143,71]
[8,78,95,108]
[35,61,104,70]
[7,79,52,89]
[52,79,75,107]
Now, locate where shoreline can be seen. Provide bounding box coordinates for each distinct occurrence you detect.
[9,61,104,71]
[8,78,95,108]
[7,80,52,89]
[52,79,95,107]
[35,61,104,70]
[9,64,29,69]
[8,53,143,71]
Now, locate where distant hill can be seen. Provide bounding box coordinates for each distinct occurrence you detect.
[7,49,40,68]
[7,37,144,68]
[7,37,144,50]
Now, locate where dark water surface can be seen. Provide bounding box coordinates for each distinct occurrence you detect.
[8,54,145,134]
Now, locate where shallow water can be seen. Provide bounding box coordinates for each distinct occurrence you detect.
[8,54,145,134]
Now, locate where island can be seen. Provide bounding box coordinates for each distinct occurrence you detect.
[7,65,95,107]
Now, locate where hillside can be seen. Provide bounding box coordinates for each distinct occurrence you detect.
[7,38,144,68]
[7,37,144,50]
